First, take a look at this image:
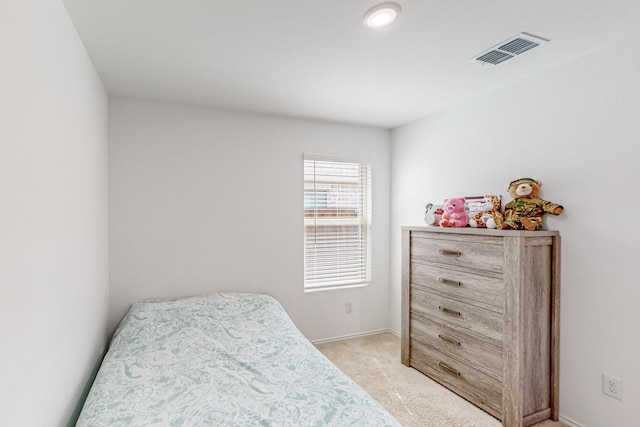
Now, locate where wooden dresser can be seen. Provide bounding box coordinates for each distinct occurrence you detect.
[401,227,560,427]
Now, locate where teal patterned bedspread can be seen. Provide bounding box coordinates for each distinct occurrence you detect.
[76,293,400,426]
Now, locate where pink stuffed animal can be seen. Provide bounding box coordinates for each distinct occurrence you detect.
[439,197,469,228]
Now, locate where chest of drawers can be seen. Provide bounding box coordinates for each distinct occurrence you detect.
[401,227,560,427]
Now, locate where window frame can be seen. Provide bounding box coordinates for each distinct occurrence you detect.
[303,155,372,291]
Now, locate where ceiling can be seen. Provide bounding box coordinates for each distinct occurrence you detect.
[62,0,640,129]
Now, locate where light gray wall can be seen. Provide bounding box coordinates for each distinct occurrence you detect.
[109,97,390,341]
[0,1,109,426]
[390,34,640,427]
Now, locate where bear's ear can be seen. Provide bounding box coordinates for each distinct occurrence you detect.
[460,197,466,202]
[536,180,542,188]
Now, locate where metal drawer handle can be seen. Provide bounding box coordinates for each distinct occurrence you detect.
[439,306,461,317]
[438,277,461,287]
[438,362,461,377]
[438,334,461,346]
[439,249,461,257]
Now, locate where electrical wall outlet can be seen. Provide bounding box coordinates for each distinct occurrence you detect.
[345,301,353,313]
[602,373,623,400]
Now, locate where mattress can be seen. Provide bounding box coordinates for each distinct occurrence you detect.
[76,292,401,426]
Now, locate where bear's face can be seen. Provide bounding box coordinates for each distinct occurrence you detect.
[477,195,500,212]
[443,198,466,213]
[509,179,540,199]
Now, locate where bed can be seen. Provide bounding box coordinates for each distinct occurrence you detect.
[76,292,401,426]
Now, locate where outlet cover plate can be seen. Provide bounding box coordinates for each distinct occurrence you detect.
[603,373,623,400]
[345,301,353,313]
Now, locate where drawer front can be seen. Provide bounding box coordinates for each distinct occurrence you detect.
[410,287,503,346]
[410,338,502,417]
[411,235,503,274]
[410,313,502,379]
[411,261,504,310]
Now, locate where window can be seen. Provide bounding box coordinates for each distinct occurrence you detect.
[303,156,372,290]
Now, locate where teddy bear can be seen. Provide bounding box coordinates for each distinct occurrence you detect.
[502,178,563,231]
[439,197,469,227]
[424,203,444,226]
[468,195,503,229]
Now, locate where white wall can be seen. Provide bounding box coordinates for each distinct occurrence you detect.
[109,98,390,341]
[390,34,640,427]
[0,1,109,426]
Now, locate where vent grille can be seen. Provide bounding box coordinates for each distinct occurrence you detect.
[476,50,513,65]
[499,38,539,55]
[472,33,548,66]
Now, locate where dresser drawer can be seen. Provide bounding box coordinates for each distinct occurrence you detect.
[411,261,504,310]
[410,338,502,417]
[410,313,502,379]
[411,233,503,274]
[410,287,503,346]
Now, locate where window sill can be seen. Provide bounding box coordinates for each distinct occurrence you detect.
[304,282,370,293]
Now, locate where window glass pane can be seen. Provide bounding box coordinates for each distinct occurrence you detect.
[304,191,328,209]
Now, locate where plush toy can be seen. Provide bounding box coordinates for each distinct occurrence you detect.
[502,178,563,231]
[439,197,469,227]
[468,195,503,229]
[424,203,444,226]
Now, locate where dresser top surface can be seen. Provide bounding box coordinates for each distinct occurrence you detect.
[402,226,559,238]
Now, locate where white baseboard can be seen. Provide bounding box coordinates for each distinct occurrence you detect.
[559,415,586,427]
[311,328,395,345]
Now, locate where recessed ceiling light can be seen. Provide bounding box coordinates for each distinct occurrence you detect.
[363,2,401,29]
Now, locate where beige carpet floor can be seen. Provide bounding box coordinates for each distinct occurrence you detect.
[316,332,565,427]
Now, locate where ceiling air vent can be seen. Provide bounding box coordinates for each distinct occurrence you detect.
[472,32,549,66]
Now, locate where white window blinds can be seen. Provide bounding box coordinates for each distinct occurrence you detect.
[304,157,372,289]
